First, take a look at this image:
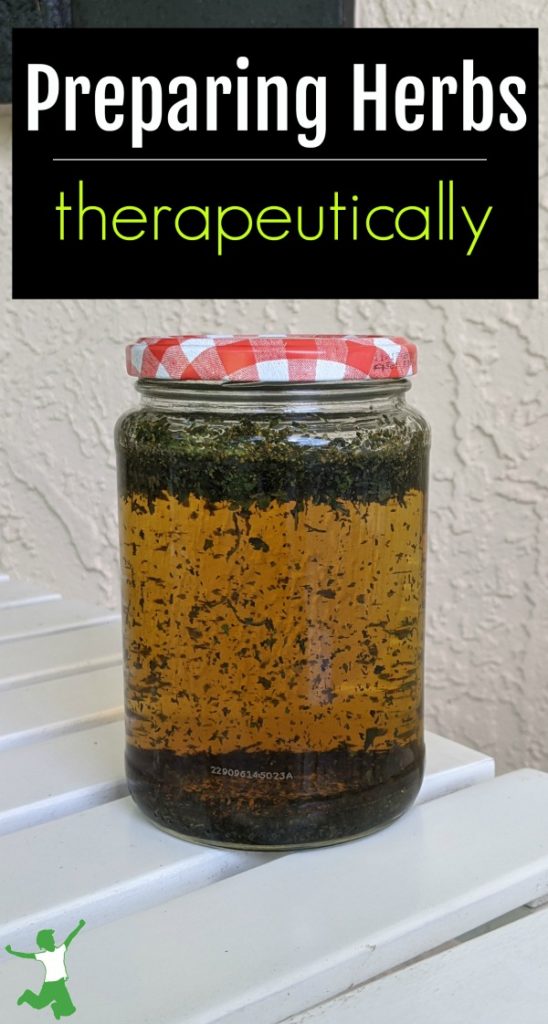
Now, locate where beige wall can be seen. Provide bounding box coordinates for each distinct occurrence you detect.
[0,0,546,772]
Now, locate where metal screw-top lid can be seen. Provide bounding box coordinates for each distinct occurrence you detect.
[126,335,417,383]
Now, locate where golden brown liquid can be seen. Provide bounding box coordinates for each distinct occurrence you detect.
[122,490,425,759]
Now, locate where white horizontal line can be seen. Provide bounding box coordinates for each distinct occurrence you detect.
[52,156,487,163]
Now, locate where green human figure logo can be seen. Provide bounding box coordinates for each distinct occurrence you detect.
[5,920,86,1019]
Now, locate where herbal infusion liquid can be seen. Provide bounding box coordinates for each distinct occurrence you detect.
[116,335,430,849]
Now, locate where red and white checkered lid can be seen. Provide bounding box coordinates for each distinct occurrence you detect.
[126,335,417,383]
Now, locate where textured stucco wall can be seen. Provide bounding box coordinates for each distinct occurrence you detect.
[0,0,546,772]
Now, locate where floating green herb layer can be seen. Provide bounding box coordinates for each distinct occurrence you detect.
[116,407,429,511]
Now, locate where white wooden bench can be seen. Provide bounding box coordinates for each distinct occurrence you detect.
[1,573,546,1023]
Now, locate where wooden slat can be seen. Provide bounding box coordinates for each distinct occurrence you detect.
[0,579,61,609]
[0,621,122,689]
[285,906,548,1024]
[0,727,493,837]
[0,721,126,836]
[0,664,123,750]
[421,731,494,799]
[0,796,274,954]
[0,599,119,645]
[1,770,546,1024]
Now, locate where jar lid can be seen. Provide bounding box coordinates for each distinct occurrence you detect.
[126,335,417,383]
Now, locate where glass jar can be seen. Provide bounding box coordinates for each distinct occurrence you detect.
[115,335,430,850]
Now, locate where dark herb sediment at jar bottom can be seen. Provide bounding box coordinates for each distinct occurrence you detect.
[116,336,430,850]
